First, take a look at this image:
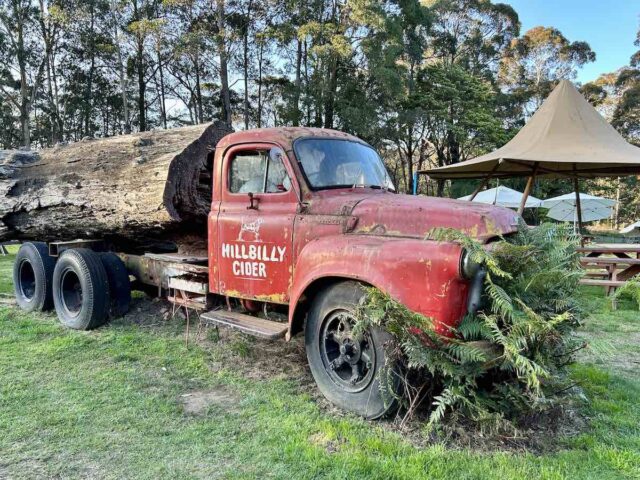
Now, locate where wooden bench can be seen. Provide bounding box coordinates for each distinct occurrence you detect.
[579,279,626,288]
[577,245,640,309]
[578,255,640,309]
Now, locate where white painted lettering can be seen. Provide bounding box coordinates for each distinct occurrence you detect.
[222,242,288,279]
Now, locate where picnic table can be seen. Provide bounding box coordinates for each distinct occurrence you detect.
[578,244,640,306]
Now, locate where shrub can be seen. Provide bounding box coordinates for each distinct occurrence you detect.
[612,275,640,310]
[354,223,585,432]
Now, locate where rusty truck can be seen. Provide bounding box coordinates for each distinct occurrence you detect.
[11,127,519,418]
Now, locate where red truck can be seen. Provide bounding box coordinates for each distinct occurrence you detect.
[12,127,519,418]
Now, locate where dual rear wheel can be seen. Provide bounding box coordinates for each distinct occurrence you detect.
[13,243,130,330]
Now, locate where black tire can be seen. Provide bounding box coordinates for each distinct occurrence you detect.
[305,281,399,419]
[13,242,56,312]
[98,252,131,318]
[52,248,111,330]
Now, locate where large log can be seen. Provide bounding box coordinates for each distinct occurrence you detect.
[0,122,232,252]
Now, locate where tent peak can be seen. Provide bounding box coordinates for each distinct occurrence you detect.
[424,79,640,180]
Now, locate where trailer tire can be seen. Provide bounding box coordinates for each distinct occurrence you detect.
[52,248,111,330]
[305,281,399,419]
[13,242,56,312]
[98,252,131,318]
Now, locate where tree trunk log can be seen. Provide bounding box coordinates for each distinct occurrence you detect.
[0,122,232,253]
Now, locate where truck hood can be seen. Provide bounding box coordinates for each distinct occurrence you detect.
[307,190,520,242]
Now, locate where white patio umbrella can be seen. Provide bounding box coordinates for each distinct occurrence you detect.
[458,185,542,209]
[621,221,640,236]
[542,193,616,229]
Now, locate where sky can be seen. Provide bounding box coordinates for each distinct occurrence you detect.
[503,0,639,83]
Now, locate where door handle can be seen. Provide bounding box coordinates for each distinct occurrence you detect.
[247,192,259,210]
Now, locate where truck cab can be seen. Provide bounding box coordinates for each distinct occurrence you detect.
[208,127,518,332]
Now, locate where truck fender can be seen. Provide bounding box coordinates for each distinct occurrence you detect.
[288,235,469,337]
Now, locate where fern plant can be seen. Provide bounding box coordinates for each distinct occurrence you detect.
[355,222,585,432]
[612,274,640,310]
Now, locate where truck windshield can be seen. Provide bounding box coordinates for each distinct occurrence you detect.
[295,138,395,191]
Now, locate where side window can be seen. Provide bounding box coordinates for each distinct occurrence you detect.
[229,151,266,194]
[228,149,291,194]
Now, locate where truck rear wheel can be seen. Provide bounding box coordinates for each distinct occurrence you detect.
[98,252,131,318]
[13,242,56,312]
[52,248,111,330]
[305,281,399,419]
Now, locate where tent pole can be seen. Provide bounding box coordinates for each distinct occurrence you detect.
[468,161,501,201]
[573,166,584,237]
[517,163,539,215]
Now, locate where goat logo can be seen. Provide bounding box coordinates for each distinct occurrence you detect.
[238,218,265,242]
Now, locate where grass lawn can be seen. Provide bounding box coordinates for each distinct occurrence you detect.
[0,250,639,479]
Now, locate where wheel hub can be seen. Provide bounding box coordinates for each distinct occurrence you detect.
[319,311,376,392]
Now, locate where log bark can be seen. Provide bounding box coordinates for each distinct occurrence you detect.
[0,122,232,252]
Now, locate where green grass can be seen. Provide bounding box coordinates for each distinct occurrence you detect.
[0,252,639,479]
[0,245,18,295]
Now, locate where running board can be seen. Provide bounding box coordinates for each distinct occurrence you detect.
[200,310,288,340]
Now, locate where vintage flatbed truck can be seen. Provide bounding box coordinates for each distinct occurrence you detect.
[11,127,519,418]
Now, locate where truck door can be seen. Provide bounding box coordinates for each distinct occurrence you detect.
[216,144,298,303]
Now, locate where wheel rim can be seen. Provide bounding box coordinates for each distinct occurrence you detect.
[18,260,36,302]
[60,268,83,317]
[319,310,376,393]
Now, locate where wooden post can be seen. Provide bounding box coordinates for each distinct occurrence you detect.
[573,166,584,237]
[468,161,501,201]
[517,163,539,215]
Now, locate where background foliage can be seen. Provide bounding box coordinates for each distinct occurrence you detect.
[0,0,639,223]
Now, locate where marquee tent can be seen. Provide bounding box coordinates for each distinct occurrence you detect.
[422,80,640,232]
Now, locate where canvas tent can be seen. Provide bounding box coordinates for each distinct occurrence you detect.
[422,80,640,232]
[457,185,542,209]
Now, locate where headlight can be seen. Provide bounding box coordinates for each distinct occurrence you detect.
[460,249,482,280]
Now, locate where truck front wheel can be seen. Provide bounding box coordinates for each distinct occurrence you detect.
[305,281,399,419]
[52,248,111,330]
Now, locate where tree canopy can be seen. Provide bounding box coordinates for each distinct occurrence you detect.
[1,0,638,227]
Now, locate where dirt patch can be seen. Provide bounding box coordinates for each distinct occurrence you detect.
[179,386,241,415]
[578,331,640,380]
[117,296,176,327]
[308,432,344,454]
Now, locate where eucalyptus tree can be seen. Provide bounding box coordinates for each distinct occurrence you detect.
[0,0,46,148]
[499,26,596,111]
[426,0,520,76]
